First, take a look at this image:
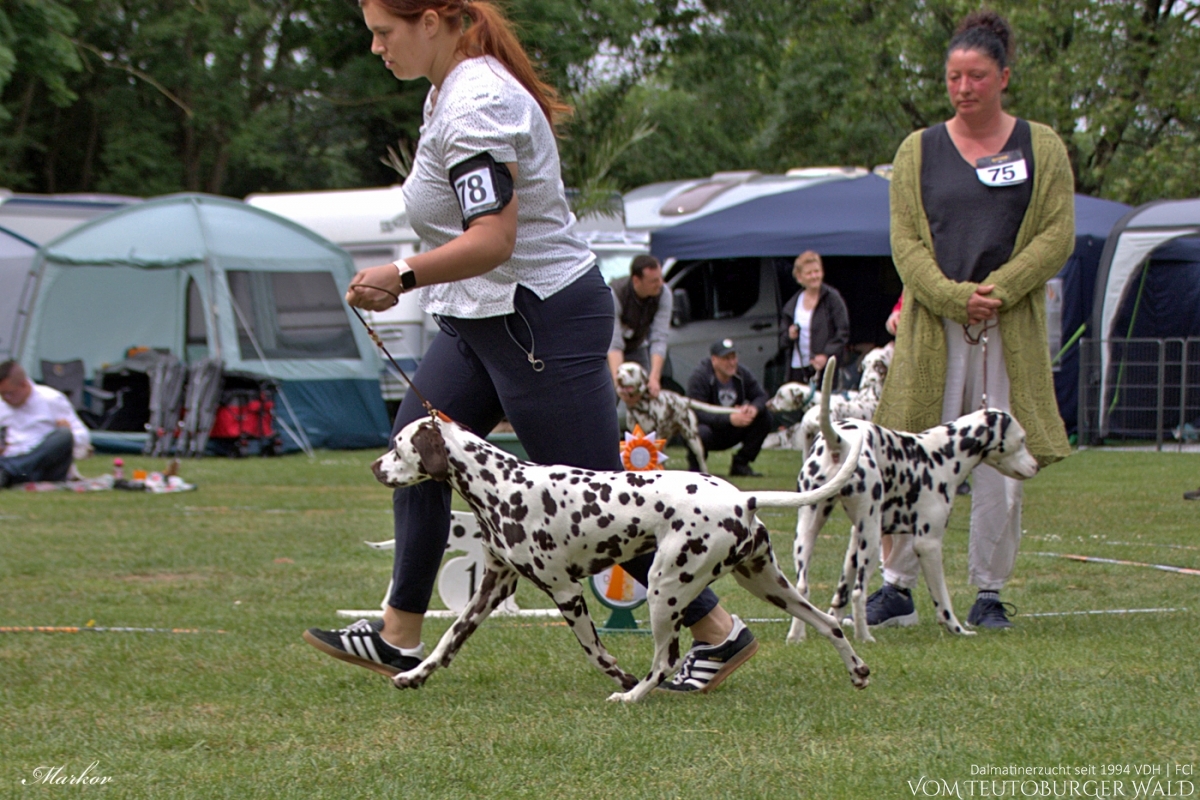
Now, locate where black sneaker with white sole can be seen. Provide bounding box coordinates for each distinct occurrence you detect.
[865,583,919,628]
[658,615,758,694]
[303,618,424,677]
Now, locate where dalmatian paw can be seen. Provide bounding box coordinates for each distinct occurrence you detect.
[392,669,428,690]
[607,690,637,703]
[851,663,871,689]
[785,619,808,643]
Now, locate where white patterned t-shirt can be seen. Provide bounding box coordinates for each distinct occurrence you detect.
[402,56,595,319]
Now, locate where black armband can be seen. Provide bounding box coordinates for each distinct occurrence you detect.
[449,153,514,230]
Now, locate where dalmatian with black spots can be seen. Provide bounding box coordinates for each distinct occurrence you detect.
[766,343,893,454]
[370,379,871,703]
[613,361,736,473]
[786,406,1039,644]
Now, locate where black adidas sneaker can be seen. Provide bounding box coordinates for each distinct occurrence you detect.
[303,618,423,677]
[658,615,758,694]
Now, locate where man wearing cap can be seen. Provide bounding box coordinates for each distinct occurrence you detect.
[0,360,91,488]
[685,340,772,477]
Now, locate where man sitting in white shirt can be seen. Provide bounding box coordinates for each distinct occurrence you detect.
[0,360,91,488]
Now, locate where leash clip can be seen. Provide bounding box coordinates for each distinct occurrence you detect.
[962,321,994,411]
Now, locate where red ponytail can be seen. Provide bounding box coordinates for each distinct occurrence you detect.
[363,0,571,131]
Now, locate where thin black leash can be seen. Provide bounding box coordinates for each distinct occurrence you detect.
[348,283,438,417]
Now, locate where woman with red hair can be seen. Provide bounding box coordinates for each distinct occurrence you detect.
[304,0,758,694]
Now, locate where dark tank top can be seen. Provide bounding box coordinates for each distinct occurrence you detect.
[920,119,1034,283]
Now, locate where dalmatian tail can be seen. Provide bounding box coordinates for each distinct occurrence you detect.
[749,355,863,509]
[685,398,739,416]
[748,426,864,509]
[817,355,840,454]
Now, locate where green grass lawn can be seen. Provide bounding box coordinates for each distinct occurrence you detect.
[1,445,1197,798]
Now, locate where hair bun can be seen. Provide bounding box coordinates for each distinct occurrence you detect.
[955,10,1014,61]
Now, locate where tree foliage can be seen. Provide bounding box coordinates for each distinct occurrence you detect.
[0,0,1196,204]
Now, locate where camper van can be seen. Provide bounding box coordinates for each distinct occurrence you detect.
[623,168,874,388]
[245,186,426,404]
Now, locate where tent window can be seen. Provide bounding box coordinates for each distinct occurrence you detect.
[185,278,209,361]
[226,270,359,360]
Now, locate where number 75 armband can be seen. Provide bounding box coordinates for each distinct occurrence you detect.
[449,152,515,231]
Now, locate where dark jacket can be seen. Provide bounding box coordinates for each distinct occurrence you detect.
[686,359,768,428]
[779,283,850,366]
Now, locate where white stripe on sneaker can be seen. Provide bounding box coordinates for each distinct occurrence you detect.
[362,636,382,664]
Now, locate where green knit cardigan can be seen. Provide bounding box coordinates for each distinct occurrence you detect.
[874,121,1074,466]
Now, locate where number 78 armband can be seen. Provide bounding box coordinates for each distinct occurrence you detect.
[449,152,515,230]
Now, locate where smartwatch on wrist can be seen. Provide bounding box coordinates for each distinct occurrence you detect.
[394,259,418,293]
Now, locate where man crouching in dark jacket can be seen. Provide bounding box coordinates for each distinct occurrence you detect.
[686,339,772,477]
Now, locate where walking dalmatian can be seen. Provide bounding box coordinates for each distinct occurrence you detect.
[370,371,872,702]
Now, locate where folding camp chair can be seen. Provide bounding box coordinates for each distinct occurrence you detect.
[176,358,224,458]
[39,359,125,430]
[144,354,187,456]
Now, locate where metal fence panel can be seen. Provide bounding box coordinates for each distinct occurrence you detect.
[1078,337,1200,449]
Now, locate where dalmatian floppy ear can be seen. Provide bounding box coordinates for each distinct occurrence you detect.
[412,420,450,481]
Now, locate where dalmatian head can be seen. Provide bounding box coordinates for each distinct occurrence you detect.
[858,342,894,394]
[372,417,451,487]
[614,361,648,406]
[767,381,819,413]
[958,408,1040,480]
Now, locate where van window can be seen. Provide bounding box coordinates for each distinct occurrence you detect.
[227,270,360,360]
[669,258,761,321]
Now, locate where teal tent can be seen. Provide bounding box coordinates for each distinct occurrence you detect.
[0,225,38,359]
[14,193,390,450]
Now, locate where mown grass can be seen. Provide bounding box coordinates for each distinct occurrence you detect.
[1,445,1197,798]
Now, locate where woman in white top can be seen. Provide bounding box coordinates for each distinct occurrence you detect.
[305,0,757,693]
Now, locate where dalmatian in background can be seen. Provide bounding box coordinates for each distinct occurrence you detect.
[786,406,1039,644]
[614,361,736,473]
[370,371,871,703]
[766,342,894,454]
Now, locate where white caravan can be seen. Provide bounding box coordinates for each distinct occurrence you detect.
[0,191,141,245]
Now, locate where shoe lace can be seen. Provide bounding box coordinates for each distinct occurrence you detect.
[343,619,377,635]
[982,599,1018,621]
[670,650,699,685]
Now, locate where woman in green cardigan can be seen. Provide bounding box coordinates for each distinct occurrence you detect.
[870,10,1073,631]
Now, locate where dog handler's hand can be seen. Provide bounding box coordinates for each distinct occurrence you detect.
[346,264,404,311]
[966,284,1001,326]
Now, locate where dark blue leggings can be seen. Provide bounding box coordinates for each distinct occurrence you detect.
[386,265,719,627]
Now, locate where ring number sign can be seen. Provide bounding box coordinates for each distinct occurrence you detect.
[975,150,1028,187]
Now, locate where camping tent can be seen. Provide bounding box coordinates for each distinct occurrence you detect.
[0,226,38,360]
[13,193,390,450]
[1087,199,1200,437]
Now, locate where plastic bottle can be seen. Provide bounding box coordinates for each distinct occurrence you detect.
[113,458,124,480]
